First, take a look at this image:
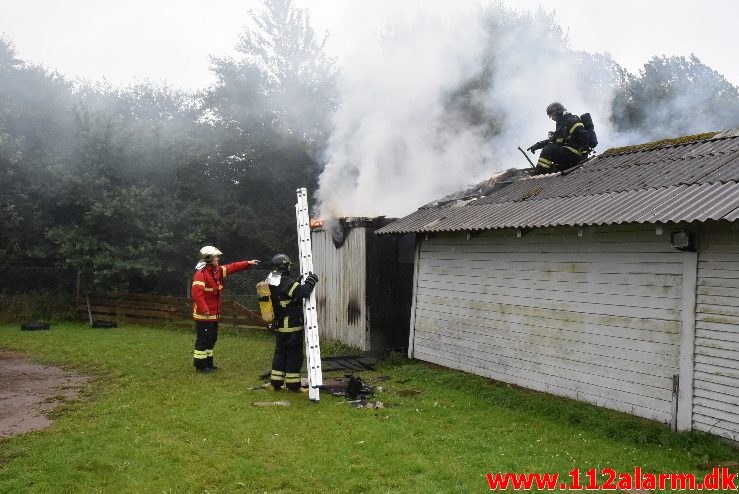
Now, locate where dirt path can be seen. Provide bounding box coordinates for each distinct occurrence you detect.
[0,351,89,438]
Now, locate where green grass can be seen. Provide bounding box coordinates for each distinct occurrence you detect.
[0,323,736,493]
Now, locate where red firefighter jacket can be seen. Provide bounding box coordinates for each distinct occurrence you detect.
[191,261,251,321]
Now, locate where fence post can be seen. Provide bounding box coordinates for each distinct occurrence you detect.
[76,269,81,306]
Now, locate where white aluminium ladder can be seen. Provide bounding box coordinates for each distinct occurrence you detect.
[295,188,322,402]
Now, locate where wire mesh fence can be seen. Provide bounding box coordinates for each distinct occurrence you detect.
[1,266,273,323]
[1,267,77,322]
[214,268,271,310]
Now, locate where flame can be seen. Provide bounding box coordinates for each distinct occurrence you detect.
[310,217,323,228]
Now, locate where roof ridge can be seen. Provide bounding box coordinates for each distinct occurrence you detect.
[601,131,722,157]
[461,180,739,206]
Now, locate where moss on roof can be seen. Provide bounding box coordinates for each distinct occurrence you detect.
[602,131,720,157]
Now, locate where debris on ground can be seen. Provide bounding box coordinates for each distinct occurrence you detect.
[254,373,391,407]
[346,376,368,399]
[317,375,374,400]
[321,354,376,372]
[397,389,422,397]
[316,378,350,395]
[349,400,385,409]
[251,401,291,407]
[249,384,269,391]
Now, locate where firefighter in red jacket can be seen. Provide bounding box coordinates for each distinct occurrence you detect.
[191,246,259,373]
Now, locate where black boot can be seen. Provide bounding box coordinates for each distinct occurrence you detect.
[206,356,219,370]
[195,357,212,373]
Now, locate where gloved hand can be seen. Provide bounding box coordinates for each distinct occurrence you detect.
[548,131,555,140]
[528,139,550,153]
[304,272,319,287]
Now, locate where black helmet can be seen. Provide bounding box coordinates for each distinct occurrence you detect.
[271,254,292,271]
[546,101,566,117]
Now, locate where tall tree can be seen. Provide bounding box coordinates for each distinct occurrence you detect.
[612,54,739,138]
[208,0,337,152]
[201,0,335,262]
[0,38,74,263]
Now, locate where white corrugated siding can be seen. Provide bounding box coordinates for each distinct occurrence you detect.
[693,227,739,442]
[411,225,684,422]
[312,228,368,350]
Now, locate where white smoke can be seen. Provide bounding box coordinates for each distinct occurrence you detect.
[481,9,621,159]
[314,2,734,218]
[316,3,491,218]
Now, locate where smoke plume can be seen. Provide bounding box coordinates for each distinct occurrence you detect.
[315,3,738,218]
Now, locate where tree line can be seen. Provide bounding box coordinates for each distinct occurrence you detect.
[1,0,335,293]
[1,0,738,294]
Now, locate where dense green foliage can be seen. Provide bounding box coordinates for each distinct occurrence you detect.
[0,323,736,493]
[2,1,738,294]
[0,0,335,293]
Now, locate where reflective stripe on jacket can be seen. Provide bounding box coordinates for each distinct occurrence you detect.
[268,274,315,332]
[553,112,590,152]
[192,261,250,321]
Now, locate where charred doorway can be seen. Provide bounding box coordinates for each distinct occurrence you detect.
[312,217,414,352]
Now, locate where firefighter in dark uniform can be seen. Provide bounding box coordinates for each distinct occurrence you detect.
[527,102,591,174]
[191,246,260,373]
[267,253,318,391]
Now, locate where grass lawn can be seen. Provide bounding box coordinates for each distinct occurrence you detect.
[0,322,737,493]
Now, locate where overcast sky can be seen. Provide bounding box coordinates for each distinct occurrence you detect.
[1,0,738,89]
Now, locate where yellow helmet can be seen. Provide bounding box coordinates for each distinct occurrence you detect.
[199,245,222,262]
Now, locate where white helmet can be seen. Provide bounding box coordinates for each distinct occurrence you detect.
[199,245,222,262]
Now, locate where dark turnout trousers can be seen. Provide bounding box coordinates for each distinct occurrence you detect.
[271,329,304,391]
[194,321,218,370]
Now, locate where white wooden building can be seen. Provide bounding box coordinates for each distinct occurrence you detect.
[378,130,739,442]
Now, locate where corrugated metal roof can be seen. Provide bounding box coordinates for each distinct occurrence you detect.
[378,132,739,234]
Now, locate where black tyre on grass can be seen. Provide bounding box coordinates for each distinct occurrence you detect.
[91,320,117,328]
[21,322,51,331]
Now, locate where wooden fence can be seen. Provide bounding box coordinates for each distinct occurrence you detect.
[78,292,264,328]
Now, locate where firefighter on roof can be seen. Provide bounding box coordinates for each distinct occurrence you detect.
[267,253,318,392]
[191,246,259,373]
[527,102,592,174]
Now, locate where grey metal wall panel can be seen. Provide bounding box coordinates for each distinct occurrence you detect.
[411,225,684,423]
[693,226,739,442]
[313,227,368,350]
